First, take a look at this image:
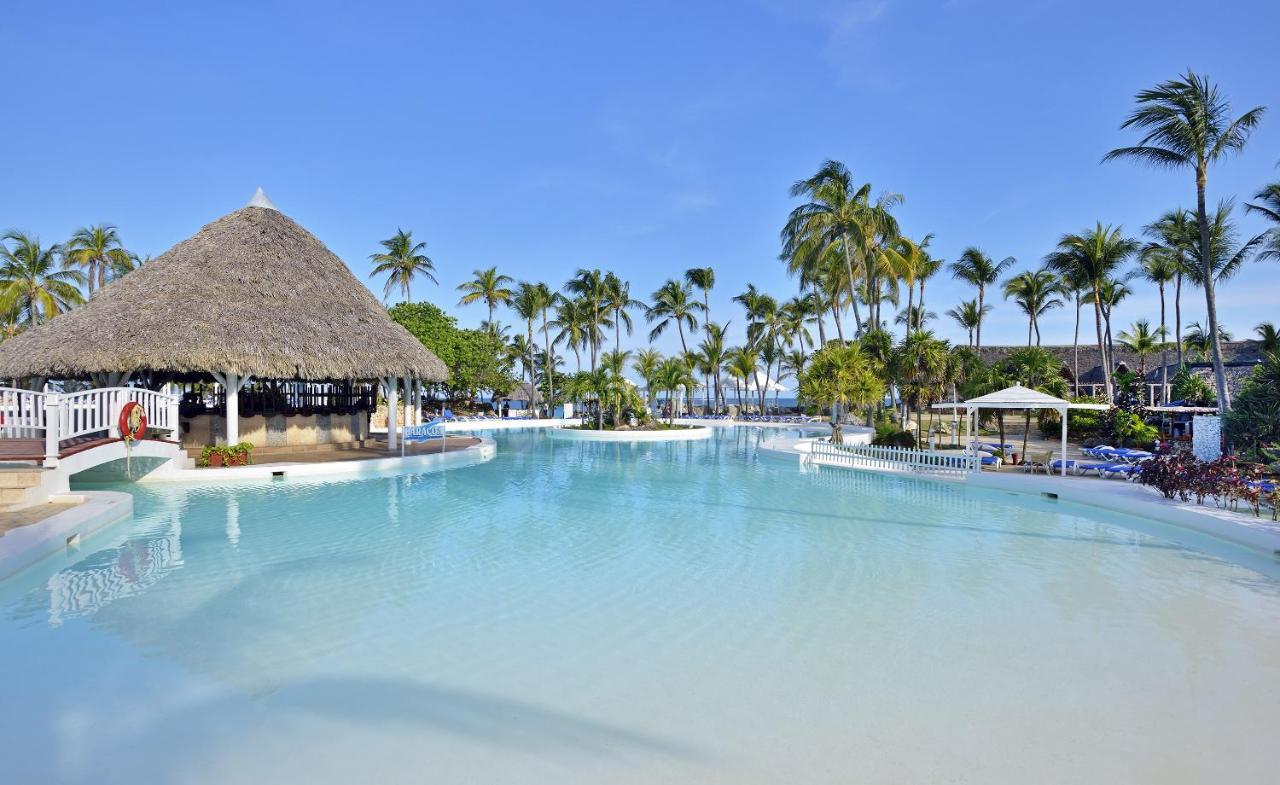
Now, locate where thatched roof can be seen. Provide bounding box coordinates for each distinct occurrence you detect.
[0,199,446,382]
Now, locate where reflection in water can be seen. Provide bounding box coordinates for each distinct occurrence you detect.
[46,515,184,626]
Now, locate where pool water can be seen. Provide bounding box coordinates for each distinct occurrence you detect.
[2,428,1279,784]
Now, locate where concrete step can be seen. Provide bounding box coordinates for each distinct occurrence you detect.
[0,469,43,489]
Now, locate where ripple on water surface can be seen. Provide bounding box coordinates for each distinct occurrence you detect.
[1,427,1279,785]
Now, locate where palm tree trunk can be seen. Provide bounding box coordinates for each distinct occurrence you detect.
[830,304,845,344]
[1158,281,1168,403]
[1027,318,1033,347]
[1093,292,1111,400]
[541,312,554,416]
[1174,272,1183,366]
[812,287,827,346]
[1072,293,1081,396]
[840,232,860,338]
[976,287,985,351]
[906,283,915,335]
[1196,170,1230,412]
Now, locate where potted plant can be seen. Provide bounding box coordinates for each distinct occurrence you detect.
[200,445,225,467]
[227,442,254,466]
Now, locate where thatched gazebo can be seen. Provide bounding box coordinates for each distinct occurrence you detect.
[0,190,446,450]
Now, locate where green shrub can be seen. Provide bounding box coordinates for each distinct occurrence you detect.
[1112,411,1159,449]
[873,429,917,448]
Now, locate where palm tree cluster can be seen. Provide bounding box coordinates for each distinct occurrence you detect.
[0,224,142,334]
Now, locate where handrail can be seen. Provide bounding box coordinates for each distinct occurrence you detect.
[809,438,977,476]
[0,386,179,467]
[0,388,47,437]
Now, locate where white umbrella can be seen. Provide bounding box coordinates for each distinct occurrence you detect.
[753,371,790,393]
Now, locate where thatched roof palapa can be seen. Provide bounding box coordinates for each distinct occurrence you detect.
[0,193,447,382]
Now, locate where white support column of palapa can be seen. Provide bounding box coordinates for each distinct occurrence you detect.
[166,383,180,436]
[211,372,252,446]
[402,376,412,432]
[1060,405,1069,478]
[43,392,62,467]
[382,377,398,451]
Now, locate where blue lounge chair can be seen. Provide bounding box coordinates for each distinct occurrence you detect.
[1050,459,1079,474]
[1102,464,1140,479]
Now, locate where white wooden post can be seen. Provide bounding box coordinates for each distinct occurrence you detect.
[384,377,398,451]
[43,392,61,467]
[402,376,412,431]
[167,385,180,439]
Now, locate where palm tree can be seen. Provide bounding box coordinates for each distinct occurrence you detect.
[684,267,715,324]
[698,323,729,412]
[1246,182,1280,261]
[456,266,514,330]
[526,283,557,414]
[632,348,663,412]
[1255,322,1279,357]
[510,284,541,398]
[564,268,610,371]
[602,272,642,353]
[945,299,988,349]
[1139,246,1178,398]
[65,224,131,295]
[948,247,1015,351]
[780,296,815,357]
[0,232,85,325]
[1183,321,1232,362]
[1091,277,1132,369]
[916,253,943,320]
[797,344,883,443]
[1105,71,1266,412]
[1143,208,1197,367]
[369,229,436,303]
[894,305,936,332]
[1180,201,1266,288]
[1001,268,1063,346]
[1118,320,1167,378]
[893,234,933,332]
[782,160,874,335]
[646,278,704,354]
[1044,223,1139,400]
[893,330,950,436]
[725,346,759,413]
[654,358,696,424]
[549,296,590,372]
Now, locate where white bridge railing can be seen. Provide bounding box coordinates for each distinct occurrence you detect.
[0,386,179,467]
[808,438,977,476]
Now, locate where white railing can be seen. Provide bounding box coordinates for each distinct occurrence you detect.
[0,386,179,467]
[0,388,47,438]
[808,438,977,476]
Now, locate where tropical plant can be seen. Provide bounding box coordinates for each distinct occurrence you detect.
[724,346,759,413]
[697,323,729,413]
[456,266,514,330]
[548,296,590,372]
[631,348,663,412]
[1044,222,1139,400]
[1246,182,1280,262]
[510,283,541,396]
[1105,70,1266,411]
[797,343,884,444]
[684,267,715,324]
[1256,322,1279,357]
[1170,365,1215,406]
[369,229,436,303]
[1183,321,1232,361]
[564,268,612,371]
[646,278,704,354]
[1001,268,1063,346]
[892,330,950,439]
[602,272,641,353]
[1223,353,1280,461]
[948,247,1015,351]
[1143,208,1197,367]
[1137,245,1178,397]
[0,232,85,325]
[1118,319,1167,376]
[65,224,132,294]
[653,357,697,424]
[945,299,988,349]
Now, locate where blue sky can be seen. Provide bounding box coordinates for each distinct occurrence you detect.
[3,0,1278,357]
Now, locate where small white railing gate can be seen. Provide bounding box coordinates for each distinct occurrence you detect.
[0,386,179,467]
[808,438,977,476]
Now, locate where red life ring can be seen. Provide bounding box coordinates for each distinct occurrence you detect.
[119,401,147,442]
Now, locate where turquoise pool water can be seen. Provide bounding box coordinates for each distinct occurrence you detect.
[2,428,1279,784]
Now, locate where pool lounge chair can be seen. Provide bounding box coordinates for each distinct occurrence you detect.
[1023,450,1054,475]
[1050,459,1080,474]
[1102,464,1140,479]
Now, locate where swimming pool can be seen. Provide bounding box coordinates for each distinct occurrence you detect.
[2,428,1278,784]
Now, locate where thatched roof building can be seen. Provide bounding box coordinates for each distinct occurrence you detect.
[0,194,446,382]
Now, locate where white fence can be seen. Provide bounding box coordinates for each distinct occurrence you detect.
[0,388,47,437]
[0,386,179,466]
[808,438,977,476]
